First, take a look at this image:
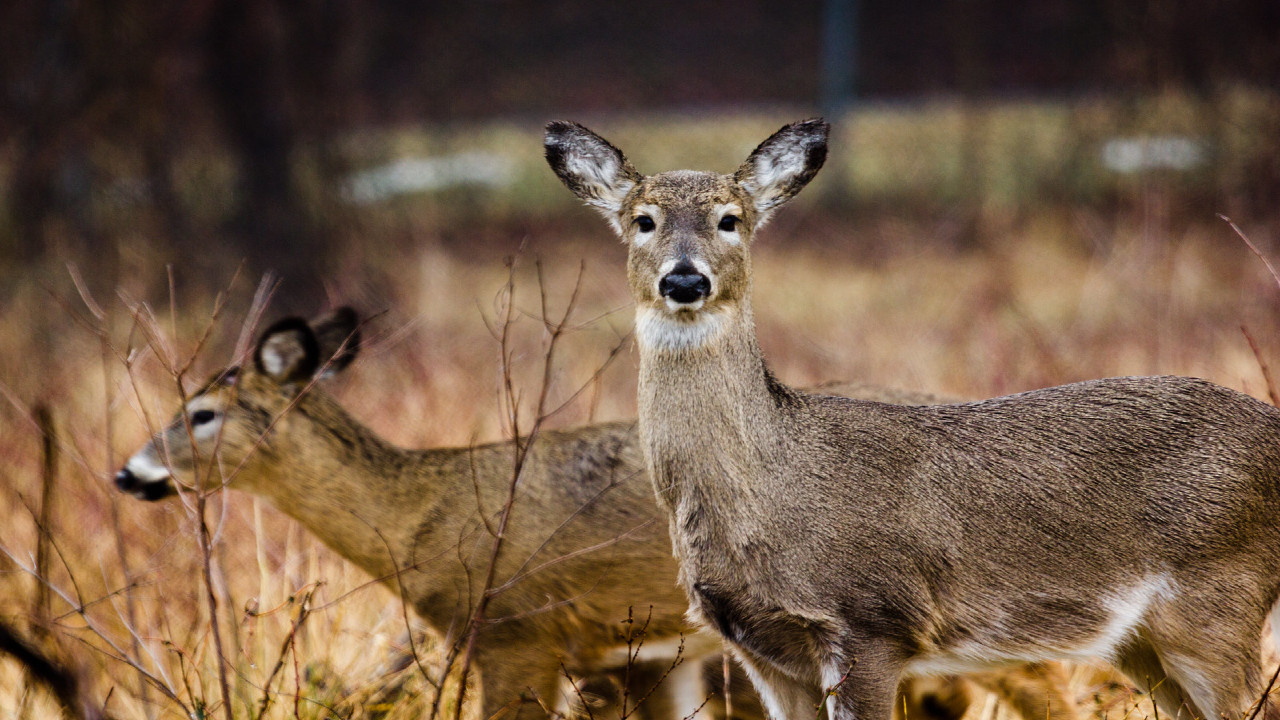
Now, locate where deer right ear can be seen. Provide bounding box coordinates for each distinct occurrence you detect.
[734,118,829,224]
[544,121,642,232]
[310,306,361,378]
[254,318,320,385]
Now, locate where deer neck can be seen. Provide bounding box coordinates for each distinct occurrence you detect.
[246,395,433,578]
[636,300,789,514]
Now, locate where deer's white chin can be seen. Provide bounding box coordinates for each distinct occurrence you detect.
[636,305,726,352]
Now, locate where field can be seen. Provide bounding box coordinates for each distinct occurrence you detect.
[2,96,1280,719]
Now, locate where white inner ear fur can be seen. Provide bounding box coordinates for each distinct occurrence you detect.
[716,203,743,245]
[741,137,818,217]
[260,332,306,378]
[569,152,635,216]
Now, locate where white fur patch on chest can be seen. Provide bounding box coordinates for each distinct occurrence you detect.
[903,573,1175,676]
[636,306,726,352]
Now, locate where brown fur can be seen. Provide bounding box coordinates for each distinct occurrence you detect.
[116,311,976,720]
[545,118,1280,720]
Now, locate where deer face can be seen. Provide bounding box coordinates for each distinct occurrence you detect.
[114,309,360,501]
[545,120,828,352]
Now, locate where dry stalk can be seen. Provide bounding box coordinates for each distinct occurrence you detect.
[34,404,57,623]
[559,660,595,720]
[722,654,733,720]
[1241,326,1280,407]
[1225,216,1280,407]
[446,258,591,720]
[68,264,158,719]
[252,586,316,720]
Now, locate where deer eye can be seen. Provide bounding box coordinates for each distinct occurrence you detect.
[191,410,217,426]
[718,215,740,232]
[634,216,656,233]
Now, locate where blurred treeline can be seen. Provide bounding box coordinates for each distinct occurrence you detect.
[1,0,1278,291]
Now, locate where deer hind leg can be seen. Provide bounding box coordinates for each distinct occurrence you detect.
[1113,633,1203,720]
[967,663,1078,720]
[1141,597,1269,717]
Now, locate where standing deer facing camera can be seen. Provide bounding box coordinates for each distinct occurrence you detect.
[545,118,1280,720]
[116,307,1016,720]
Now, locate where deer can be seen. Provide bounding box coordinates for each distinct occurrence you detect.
[115,307,1037,720]
[544,117,1280,720]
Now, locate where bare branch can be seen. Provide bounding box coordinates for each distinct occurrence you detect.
[1241,325,1280,407]
[1222,215,1280,290]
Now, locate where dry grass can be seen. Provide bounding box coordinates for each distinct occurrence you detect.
[2,112,1279,720]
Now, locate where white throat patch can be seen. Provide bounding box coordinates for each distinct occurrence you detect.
[636,306,727,352]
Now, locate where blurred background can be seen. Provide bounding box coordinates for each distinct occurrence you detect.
[2,1,1280,718]
[3,0,1278,292]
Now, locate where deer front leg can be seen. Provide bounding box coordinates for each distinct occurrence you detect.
[474,634,563,720]
[734,647,824,720]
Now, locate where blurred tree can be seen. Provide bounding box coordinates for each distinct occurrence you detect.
[0,0,1276,276]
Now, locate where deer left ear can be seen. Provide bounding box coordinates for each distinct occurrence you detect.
[734,118,829,224]
[254,318,320,385]
[544,120,643,233]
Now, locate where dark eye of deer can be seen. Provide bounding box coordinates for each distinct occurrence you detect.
[191,410,217,426]
[635,216,656,233]
[718,215,739,232]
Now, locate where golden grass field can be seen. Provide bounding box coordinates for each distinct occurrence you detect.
[2,99,1279,719]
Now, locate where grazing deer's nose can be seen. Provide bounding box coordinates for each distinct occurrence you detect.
[659,261,711,305]
[115,468,139,493]
[114,467,174,501]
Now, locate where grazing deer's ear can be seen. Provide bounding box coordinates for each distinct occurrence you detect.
[254,318,320,385]
[544,120,642,232]
[310,306,361,378]
[734,118,829,224]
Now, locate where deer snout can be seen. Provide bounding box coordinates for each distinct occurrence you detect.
[658,262,711,305]
[114,455,177,501]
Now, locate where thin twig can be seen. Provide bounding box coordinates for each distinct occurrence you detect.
[357,514,442,690]
[1222,215,1280,290]
[252,587,315,720]
[1241,325,1280,407]
[559,661,596,720]
[1245,662,1280,720]
[451,257,587,720]
[35,404,57,623]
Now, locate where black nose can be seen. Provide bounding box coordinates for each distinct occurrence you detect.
[113,468,175,501]
[114,468,138,492]
[658,262,711,304]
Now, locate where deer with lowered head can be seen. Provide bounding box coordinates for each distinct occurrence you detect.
[116,308,1056,720]
[545,118,1280,720]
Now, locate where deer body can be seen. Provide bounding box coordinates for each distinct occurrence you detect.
[545,119,1280,720]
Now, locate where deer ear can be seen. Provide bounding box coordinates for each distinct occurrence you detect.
[544,121,642,232]
[254,318,320,385]
[733,118,829,224]
[310,306,360,378]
